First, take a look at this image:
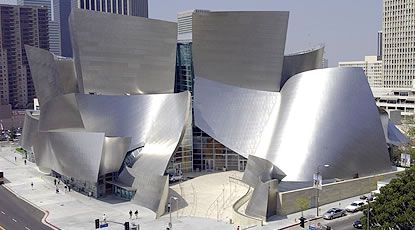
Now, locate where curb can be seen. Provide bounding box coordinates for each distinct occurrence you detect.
[277,216,322,230]
[42,210,61,230]
[2,180,60,230]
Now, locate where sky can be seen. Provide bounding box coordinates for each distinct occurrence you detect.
[1,0,382,67]
[149,0,383,67]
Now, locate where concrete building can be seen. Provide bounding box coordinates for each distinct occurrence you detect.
[377,31,383,60]
[339,56,383,88]
[77,0,148,17]
[382,0,415,88]
[0,4,49,109]
[177,9,209,42]
[17,0,60,56]
[373,87,415,116]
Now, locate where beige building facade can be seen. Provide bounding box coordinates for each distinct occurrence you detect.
[382,0,415,88]
[339,56,383,88]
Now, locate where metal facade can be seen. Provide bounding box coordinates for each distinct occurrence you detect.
[192,11,289,92]
[69,9,177,95]
[195,67,396,181]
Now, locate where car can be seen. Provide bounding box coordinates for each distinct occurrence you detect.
[322,208,346,220]
[169,174,183,182]
[353,220,363,229]
[345,201,366,212]
[360,195,368,200]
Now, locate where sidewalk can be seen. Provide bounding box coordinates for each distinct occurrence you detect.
[251,193,371,230]
[0,143,235,230]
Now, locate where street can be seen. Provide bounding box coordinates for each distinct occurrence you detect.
[0,185,51,230]
[314,212,364,230]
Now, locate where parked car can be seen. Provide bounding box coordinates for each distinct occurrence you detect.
[345,201,366,212]
[168,173,183,182]
[353,220,363,229]
[323,208,346,220]
[359,195,368,200]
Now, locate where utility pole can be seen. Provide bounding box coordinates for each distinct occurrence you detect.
[367,195,370,230]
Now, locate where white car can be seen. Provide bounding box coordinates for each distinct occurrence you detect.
[345,201,366,212]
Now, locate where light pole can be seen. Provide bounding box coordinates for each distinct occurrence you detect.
[316,164,330,217]
[367,194,371,230]
[169,196,178,229]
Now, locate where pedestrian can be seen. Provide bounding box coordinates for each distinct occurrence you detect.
[58,180,60,185]
[88,191,92,199]
[68,185,71,192]
[31,182,33,190]
[135,210,138,219]
[14,156,16,162]
[129,210,132,219]
[24,159,26,165]
[54,178,57,185]
[56,186,59,193]
[64,185,67,192]
[237,226,240,230]
[103,214,107,224]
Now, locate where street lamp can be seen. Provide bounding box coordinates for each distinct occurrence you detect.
[169,196,178,229]
[316,164,330,217]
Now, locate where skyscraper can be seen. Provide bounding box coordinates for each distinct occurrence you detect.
[17,0,61,56]
[77,0,148,17]
[0,4,49,108]
[382,0,415,88]
[177,9,210,42]
[377,31,383,60]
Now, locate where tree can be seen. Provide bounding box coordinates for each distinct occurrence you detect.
[393,124,415,166]
[360,167,415,229]
[295,198,309,218]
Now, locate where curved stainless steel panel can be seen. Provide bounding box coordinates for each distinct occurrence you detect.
[280,46,324,89]
[25,45,64,106]
[34,131,105,182]
[76,92,190,156]
[379,109,409,146]
[99,137,131,175]
[55,59,79,94]
[194,76,280,157]
[192,11,289,92]
[69,9,177,95]
[194,67,393,181]
[20,110,40,151]
[39,93,85,131]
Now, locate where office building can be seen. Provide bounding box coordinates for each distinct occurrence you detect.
[0,4,49,109]
[17,0,60,56]
[382,0,415,88]
[59,0,77,57]
[339,56,383,88]
[177,9,209,42]
[378,31,383,60]
[77,0,148,17]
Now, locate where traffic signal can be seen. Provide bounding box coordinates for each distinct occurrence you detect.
[299,217,305,228]
[95,219,99,229]
[124,222,130,230]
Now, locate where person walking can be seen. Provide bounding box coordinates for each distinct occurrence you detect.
[56,186,59,193]
[103,214,107,224]
[129,210,132,219]
[54,178,57,185]
[237,226,240,230]
[24,159,26,165]
[68,185,71,192]
[14,156,16,162]
[135,210,138,219]
[31,182,33,190]
[64,185,67,192]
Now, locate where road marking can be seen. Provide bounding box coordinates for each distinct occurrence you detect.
[25,227,30,230]
[0,211,4,214]
[12,218,17,222]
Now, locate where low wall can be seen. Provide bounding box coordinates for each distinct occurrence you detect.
[232,188,263,228]
[277,170,403,216]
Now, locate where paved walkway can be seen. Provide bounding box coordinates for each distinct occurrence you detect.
[0,143,235,230]
[0,142,381,230]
